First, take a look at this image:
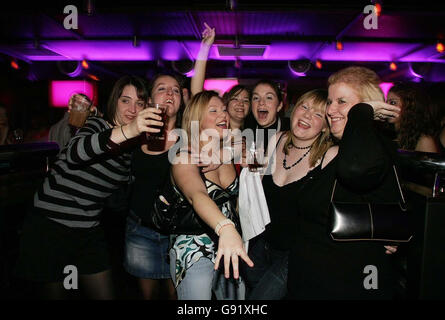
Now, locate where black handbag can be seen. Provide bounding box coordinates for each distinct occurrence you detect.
[151,170,239,235]
[329,165,412,242]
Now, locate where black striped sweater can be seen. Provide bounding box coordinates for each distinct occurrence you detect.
[34,117,132,228]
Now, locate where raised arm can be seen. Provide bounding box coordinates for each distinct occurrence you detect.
[190,22,215,97]
[172,157,253,278]
[66,105,164,165]
[336,103,392,191]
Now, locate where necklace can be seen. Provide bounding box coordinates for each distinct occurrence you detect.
[289,142,312,150]
[282,145,312,170]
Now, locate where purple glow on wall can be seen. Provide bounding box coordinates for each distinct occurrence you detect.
[380,82,394,99]
[204,79,239,96]
[50,80,96,107]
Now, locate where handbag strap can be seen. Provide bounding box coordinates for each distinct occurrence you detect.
[330,165,406,204]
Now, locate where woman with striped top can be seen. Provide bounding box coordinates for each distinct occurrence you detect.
[15,75,164,299]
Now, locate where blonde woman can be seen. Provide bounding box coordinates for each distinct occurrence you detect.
[242,89,332,300]
[287,66,402,300]
[169,90,253,300]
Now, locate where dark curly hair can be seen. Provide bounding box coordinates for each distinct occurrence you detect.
[389,82,438,150]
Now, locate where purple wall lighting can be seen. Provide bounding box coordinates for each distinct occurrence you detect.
[204,79,239,96]
[49,80,96,107]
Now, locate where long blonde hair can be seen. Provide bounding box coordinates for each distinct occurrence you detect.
[283,89,332,167]
[181,90,221,148]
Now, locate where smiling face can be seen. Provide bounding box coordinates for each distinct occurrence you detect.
[326,82,361,140]
[149,75,182,118]
[227,89,250,124]
[114,85,146,125]
[251,83,283,128]
[200,96,230,139]
[291,99,326,144]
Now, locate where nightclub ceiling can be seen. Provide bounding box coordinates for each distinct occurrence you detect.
[1,0,445,83]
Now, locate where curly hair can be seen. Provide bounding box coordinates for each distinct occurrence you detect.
[389,82,437,150]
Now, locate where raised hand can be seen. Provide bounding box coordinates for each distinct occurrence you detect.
[125,106,164,137]
[366,100,401,122]
[201,22,215,48]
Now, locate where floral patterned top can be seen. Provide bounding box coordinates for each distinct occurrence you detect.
[170,176,239,287]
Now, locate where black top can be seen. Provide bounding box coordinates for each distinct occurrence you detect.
[245,116,290,152]
[262,169,313,252]
[129,147,171,225]
[260,132,312,251]
[287,103,400,300]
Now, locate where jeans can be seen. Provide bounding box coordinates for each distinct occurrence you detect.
[169,249,245,300]
[124,214,171,279]
[241,235,289,300]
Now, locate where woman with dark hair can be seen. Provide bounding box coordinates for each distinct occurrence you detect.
[223,85,251,130]
[247,79,290,152]
[123,72,184,300]
[386,82,440,153]
[15,75,164,299]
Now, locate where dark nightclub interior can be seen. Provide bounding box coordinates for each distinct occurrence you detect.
[1,0,445,303]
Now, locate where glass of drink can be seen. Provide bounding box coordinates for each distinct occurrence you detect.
[68,94,93,128]
[146,103,168,151]
[248,142,266,172]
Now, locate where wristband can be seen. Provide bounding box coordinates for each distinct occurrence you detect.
[215,218,235,236]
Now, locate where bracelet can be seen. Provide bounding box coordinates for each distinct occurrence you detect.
[215,218,235,236]
[121,125,129,140]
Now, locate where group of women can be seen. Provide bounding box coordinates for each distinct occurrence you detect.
[14,24,439,300]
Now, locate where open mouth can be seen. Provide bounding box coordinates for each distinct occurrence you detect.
[164,99,174,105]
[216,121,228,129]
[234,107,245,114]
[257,109,269,120]
[297,119,311,129]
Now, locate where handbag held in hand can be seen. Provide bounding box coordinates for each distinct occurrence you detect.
[329,165,412,242]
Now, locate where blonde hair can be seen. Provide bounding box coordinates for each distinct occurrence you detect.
[181,90,221,147]
[327,66,384,102]
[283,89,332,167]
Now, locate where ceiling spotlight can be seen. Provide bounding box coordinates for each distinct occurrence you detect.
[336,41,343,51]
[288,59,311,77]
[57,60,82,77]
[10,60,19,70]
[172,59,195,77]
[88,74,99,81]
[436,42,445,53]
[389,62,397,71]
[375,3,382,17]
[315,60,322,69]
[409,62,432,79]
[81,60,89,69]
